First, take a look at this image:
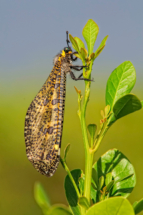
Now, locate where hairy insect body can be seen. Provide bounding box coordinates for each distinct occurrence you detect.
[25,50,71,177]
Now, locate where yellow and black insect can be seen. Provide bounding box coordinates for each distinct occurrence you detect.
[24,32,90,177]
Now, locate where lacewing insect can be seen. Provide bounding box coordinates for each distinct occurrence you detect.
[24,32,90,177]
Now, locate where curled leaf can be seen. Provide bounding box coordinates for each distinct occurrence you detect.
[74,86,81,95]
[80,47,88,61]
[100,110,104,118]
[64,143,70,161]
[78,197,90,210]
[106,181,114,192]
[98,176,104,191]
[87,124,97,140]
[104,105,110,117]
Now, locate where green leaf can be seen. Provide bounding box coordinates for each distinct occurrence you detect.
[34,182,50,214]
[64,143,70,161]
[60,157,65,169]
[82,19,99,55]
[104,105,111,118]
[87,124,97,140]
[74,53,81,59]
[79,175,84,195]
[48,204,72,215]
[114,173,133,184]
[113,94,142,120]
[69,35,85,61]
[90,185,97,204]
[91,182,97,190]
[106,61,136,108]
[133,198,143,214]
[106,181,114,192]
[78,197,90,210]
[78,172,97,204]
[34,183,72,215]
[80,47,88,61]
[94,35,108,59]
[69,34,80,53]
[92,168,98,187]
[98,176,104,190]
[74,37,85,50]
[93,149,136,198]
[105,172,112,186]
[133,201,138,209]
[86,197,135,215]
[64,169,82,215]
[88,53,95,61]
[141,100,143,107]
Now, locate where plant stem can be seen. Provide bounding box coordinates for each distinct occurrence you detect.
[90,133,94,148]
[80,78,93,205]
[84,150,94,201]
[60,158,80,199]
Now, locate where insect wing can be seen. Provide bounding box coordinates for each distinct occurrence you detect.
[24,63,66,177]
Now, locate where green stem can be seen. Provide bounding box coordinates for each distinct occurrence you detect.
[60,158,80,198]
[80,77,93,205]
[80,113,89,200]
[78,61,98,211]
[90,134,94,148]
[83,150,94,202]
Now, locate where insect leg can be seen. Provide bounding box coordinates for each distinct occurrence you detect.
[78,73,83,79]
[69,71,93,81]
[70,65,88,71]
[70,52,78,61]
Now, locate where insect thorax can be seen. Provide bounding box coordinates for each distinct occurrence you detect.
[53,50,72,74]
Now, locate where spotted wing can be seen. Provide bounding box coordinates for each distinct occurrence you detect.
[24,63,66,177]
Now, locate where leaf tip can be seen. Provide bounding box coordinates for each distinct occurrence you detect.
[74,86,81,95]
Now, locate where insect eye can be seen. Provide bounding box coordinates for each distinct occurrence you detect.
[64,47,71,53]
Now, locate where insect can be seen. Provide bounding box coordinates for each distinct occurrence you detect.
[24,31,91,177]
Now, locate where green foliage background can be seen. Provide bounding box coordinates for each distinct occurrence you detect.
[1,72,143,214]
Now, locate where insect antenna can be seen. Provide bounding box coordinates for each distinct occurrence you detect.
[66,31,70,48]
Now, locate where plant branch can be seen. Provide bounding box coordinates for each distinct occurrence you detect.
[60,158,80,199]
[79,65,93,205]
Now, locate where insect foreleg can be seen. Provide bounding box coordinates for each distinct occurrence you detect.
[71,56,77,61]
[70,52,78,61]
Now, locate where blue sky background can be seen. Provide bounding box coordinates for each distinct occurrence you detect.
[1,0,143,84]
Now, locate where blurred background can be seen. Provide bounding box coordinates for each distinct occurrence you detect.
[1,0,143,214]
